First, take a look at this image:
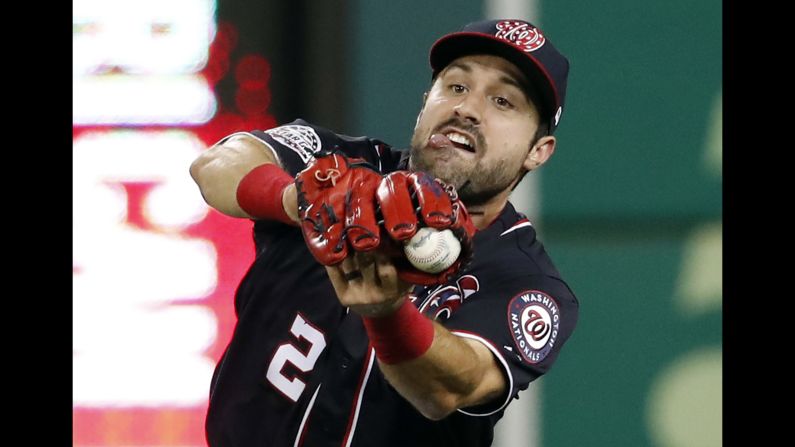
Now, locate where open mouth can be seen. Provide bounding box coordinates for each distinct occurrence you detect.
[445,131,475,152]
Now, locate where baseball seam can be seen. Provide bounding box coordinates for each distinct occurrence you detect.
[406,239,448,265]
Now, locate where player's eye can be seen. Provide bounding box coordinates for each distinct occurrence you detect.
[494,96,513,109]
[450,84,467,94]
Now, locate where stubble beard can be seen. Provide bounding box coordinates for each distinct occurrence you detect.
[409,130,525,207]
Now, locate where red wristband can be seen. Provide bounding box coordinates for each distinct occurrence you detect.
[362,299,435,364]
[236,163,296,225]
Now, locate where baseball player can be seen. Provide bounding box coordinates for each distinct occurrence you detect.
[191,19,579,447]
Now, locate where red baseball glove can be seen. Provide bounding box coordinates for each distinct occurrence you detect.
[295,150,383,265]
[376,171,476,286]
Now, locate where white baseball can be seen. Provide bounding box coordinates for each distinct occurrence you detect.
[404,227,461,273]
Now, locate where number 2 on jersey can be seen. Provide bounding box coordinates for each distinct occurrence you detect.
[266,313,327,402]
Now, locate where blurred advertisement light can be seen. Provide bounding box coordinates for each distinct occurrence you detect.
[72,130,211,231]
[73,0,217,75]
[71,0,253,442]
[73,75,216,125]
[73,130,218,407]
[73,308,218,407]
[72,225,217,305]
[73,305,218,356]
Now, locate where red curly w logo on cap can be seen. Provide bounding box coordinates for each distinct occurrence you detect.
[495,21,545,52]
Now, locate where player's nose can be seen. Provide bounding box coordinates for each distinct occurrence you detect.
[452,94,483,125]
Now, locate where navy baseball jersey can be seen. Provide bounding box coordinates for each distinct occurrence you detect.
[205,120,579,447]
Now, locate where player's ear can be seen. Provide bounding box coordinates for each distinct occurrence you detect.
[523,135,556,171]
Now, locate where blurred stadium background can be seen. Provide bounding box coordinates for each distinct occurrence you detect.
[72,0,721,445]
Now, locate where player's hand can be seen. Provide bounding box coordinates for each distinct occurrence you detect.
[295,149,383,265]
[325,251,414,317]
[375,171,476,286]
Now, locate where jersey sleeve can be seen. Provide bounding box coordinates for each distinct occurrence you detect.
[436,274,579,417]
[215,118,399,176]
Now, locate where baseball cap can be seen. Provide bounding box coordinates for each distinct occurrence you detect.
[429,19,570,133]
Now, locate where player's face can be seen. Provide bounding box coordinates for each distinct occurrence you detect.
[409,54,542,206]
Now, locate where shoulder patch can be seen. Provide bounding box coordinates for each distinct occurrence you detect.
[507,290,560,364]
[263,125,322,163]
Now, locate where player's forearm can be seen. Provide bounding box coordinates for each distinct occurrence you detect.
[377,321,505,420]
[190,134,297,221]
[325,250,504,420]
[190,156,253,218]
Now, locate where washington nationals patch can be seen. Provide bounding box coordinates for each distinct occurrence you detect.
[507,290,560,364]
[263,125,322,163]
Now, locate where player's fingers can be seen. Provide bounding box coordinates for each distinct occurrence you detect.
[409,173,453,229]
[300,202,349,265]
[377,172,419,241]
[346,171,382,252]
[343,256,357,268]
[374,251,400,292]
[357,251,379,288]
[326,222,349,264]
[325,265,349,296]
[355,250,376,268]
[340,256,360,279]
